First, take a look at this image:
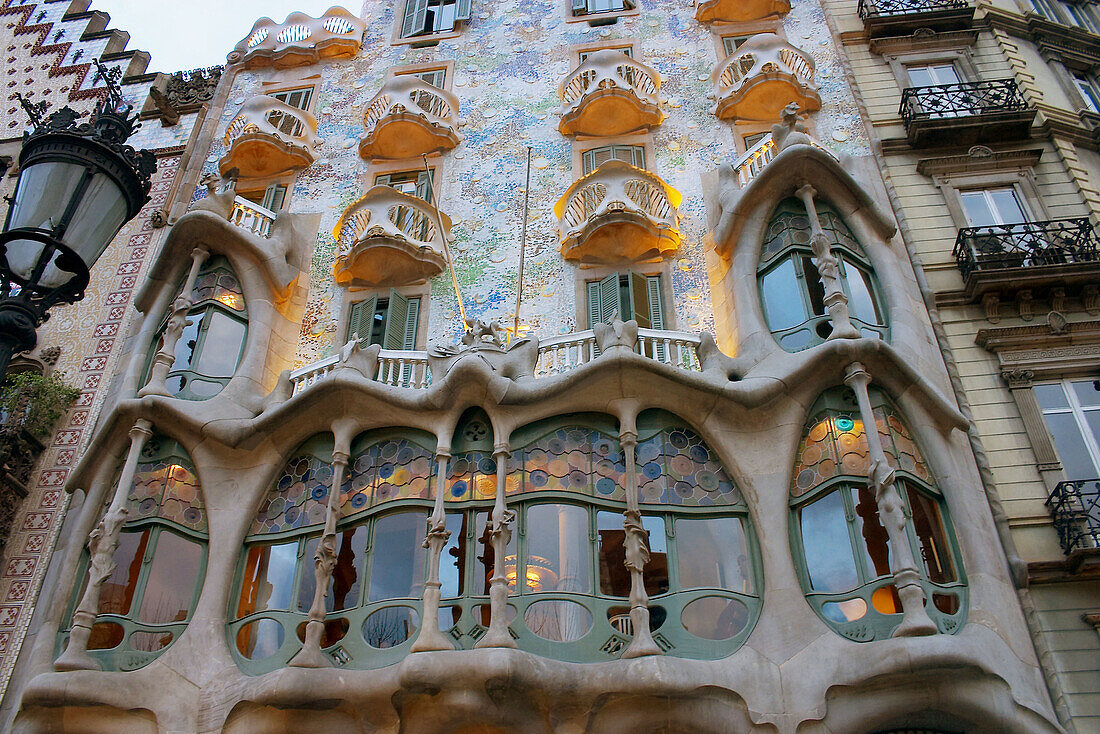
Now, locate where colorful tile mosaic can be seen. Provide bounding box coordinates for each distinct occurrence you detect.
[510,427,625,500]
[636,425,740,506]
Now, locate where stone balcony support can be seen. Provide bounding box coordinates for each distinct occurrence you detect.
[711,34,820,122]
[695,0,791,22]
[219,95,319,178]
[359,76,462,160]
[333,186,450,288]
[558,50,664,137]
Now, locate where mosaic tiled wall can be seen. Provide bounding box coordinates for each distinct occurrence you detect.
[199,0,869,369]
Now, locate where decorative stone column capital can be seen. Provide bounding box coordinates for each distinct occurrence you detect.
[1000,368,1035,389]
[843,361,871,390]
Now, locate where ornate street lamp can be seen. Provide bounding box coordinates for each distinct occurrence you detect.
[0,61,155,379]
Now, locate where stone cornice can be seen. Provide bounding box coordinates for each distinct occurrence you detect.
[976,319,1100,352]
[915,147,1043,176]
[983,7,1100,63]
[869,29,978,56]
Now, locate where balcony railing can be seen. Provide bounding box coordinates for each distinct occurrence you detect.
[899,79,1034,146]
[1047,479,1100,554]
[711,34,820,121]
[732,134,777,187]
[229,9,365,69]
[558,50,663,136]
[359,76,461,160]
[858,0,967,17]
[288,328,704,395]
[953,218,1100,279]
[219,95,319,178]
[332,186,450,287]
[858,0,974,36]
[229,196,276,238]
[554,160,682,264]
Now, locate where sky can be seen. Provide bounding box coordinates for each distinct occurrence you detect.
[92,1,358,73]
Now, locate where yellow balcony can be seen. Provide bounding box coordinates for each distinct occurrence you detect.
[359,76,461,160]
[219,95,319,179]
[332,186,450,288]
[711,34,820,121]
[695,0,791,22]
[229,9,365,69]
[558,50,663,137]
[554,160,682,265]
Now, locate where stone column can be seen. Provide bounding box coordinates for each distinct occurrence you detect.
[620,427,662,658]
[795,184,860,340]
[476,443,517,648]
[55,419,154,671]
[138,247,210,397]
[290,430,352,668]
[411,451,455,652]
[843,363,937,637]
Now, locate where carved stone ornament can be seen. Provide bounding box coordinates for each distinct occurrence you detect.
[1047,310,1067,334]
[427,319,539,380]
[1000,368,1035,388]
[982,292,1000,323]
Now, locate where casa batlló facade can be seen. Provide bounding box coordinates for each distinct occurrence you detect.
[0,0,1098,731]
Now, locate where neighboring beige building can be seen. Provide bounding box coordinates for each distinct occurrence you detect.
[0,0,1095,732]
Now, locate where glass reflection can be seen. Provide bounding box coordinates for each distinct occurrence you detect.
[237,541,297,615]
[800,491,859,592]
[680,596,748,640]
[525,504,590,593]
[905,484,955,584]
[676,516,753,594]
[524,600,592,642]
[363,606,419,648]
[98,530,148,616]
[596,511,668,597]
[368,512,427,601]
[297,526,368,613]
[137,531,202,624]
[236,618,284,659]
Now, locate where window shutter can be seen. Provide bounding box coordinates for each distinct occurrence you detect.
[646,275,664,329]
[261,184,287,212]
[628,271,651,328]
[402,297,420,349]
[383,290,411,350]
[347,296,376,342]
[415,170,434,203]
[402,0,430,37]
[599,273,620,324]
[586,281,602,329]
[455,0,472,21]
[583,146,615,175]
[375,173,392,188]
[572,0,588,14]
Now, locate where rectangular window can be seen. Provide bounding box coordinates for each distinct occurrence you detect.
[1035,379,1100,480]
[572,0,634,16]
[581,144,645,174]
[586,272,664,329]
[722,35,752,56]
[1075,73,1100,113]
[347,291,421,350]
[958,187,1029,227]
[1060,0,1100,32]
[577,46,632,63]
[405,67,447,88]
[375,170,434,203]
[268,87,313,110]
[743,131,769,150]
[905,62,961,87]
[241,184,288,213]
[401,0,471,38]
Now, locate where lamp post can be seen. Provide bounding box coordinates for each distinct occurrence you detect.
[0,61,155,381]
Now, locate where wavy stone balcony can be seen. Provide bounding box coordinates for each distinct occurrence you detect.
[558,50,663,137]
[332,186,450,288]
[554,160,682,264]
[229,9,365,69]
[358,76,461,160]
[219,95,319,178]
[711,34,820,122]
[695,0,791,23]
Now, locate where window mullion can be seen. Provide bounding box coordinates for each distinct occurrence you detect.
[840,486,871,586]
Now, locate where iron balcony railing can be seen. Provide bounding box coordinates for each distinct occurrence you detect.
[900,79,1027,125]
[858,0,967,18]
[1046,478,1100,555]
[952,217,1100,279]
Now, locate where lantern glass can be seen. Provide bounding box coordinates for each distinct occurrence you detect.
[61,170,129,267]
[4,160,85,286]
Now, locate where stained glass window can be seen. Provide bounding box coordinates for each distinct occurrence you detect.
[635,421,740,506]
[510,426,624,500]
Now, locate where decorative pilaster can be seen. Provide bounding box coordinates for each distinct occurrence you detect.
[475,443,517,649]
[55,419,154,671]
[620,428,662,658]
[289,435,351,668]
[410,451,455,652]
[138,247,209,397]
[795,184,860,340]
[843,363,937,637]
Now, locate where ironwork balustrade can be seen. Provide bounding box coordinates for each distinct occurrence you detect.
[952,217,1100,278]
[858,0,967,18]
[899,79,1027,125]
[1046,478,1100,554]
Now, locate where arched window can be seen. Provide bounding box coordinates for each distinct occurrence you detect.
[229,412,760,673]
[789,388,966,641]
[61,436,207,670]
[157,256,248,400]
[758,198,886,352]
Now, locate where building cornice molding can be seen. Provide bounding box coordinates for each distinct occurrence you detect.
[915,147,1043,176]
[869,29,978,56]
[976,320,1100,377]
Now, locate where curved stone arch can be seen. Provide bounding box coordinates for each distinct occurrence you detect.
[788,386,968,643]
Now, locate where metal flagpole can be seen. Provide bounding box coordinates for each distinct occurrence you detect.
[422,154,467,324]
[513,146,532,342]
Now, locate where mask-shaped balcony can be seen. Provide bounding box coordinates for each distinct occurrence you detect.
[332,185,450,288]
[711,34,820,122]
[219,95,319,179]
[558,50,664,137]
[229,9,365,69]
[695,0,791,23]
[358,77,462,160]
[554,160,682,265]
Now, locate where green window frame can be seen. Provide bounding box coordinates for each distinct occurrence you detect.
[721,35,752,56]
[577,46,632,63]
[400,0,471,38]
[60,437,208,671]
[789,389,967,642]
[581,144,645,175]
[241,183,287,213]
[571,0,635,17]
[586,271,664,330]
[401,67,447,88]
[346,290,421,350]
[758,198,887,352]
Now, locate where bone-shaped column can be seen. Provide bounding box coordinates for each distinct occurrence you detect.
[620,424,662,658]
[139,247,210,397]
[795,184,860,340]
[55,419,154,671]
[475,442,517,649]
[411,450,456,652]
[844,362,937,637]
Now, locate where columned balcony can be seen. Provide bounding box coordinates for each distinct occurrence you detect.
[219,95,319,178]
[229,9,365,69]
[711,35,820,122]
[899,79,1034,148]
[358,77,461,160]
[332,186,449,288]
[857,0,974,37]
[558,50,663,137]
[229,196,277,238]
[952,217,1100,300]
[1047,479,1100,555]
[695,0,791,23]
[554,160,681,264]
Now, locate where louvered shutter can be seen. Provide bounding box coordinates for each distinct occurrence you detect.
[455,0,472,21]
[402,0,430,37]
[586,280,602,329]
[628,271,651,329]
[402,297,420,349]
[347,296,376,342]
[583,146,615,175]
[261,184,287,212]
[415,170,433,203]
[383,290,410,349]
[375,173,392,187]
[572,0,588,14]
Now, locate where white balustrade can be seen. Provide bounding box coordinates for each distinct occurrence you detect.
[731,132,840,187]
[560,50,660,107]
[229,196,277,238]
[231,9,364,68]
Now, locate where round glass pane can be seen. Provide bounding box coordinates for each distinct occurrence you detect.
[363,606,419,649]
[235,618,285,659]
[680,596,748,640]
[524,600,592,642]
[129,629,174,652]
[87,621,125,650]
[821,598,867,623]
